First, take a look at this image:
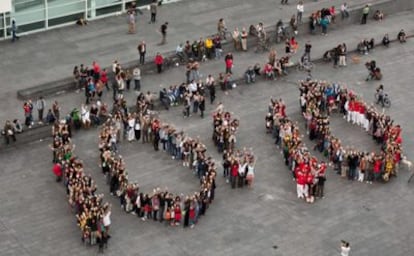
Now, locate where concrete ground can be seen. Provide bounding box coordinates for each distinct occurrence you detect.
[1,31,414,256]
[1,9,413,127]
[0,0,393,122]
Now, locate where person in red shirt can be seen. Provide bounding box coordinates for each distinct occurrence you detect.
[100,68,109,91]
[224,52,233,74]
[264,63,274,80]
[52,163,62,182]
[230,160,239,189]
[154,52,164,73]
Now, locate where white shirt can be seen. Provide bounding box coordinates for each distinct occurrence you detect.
[133,68,141,80]
[297,4,304,13]
[103,211,111,226]
[341,246,351,256]
[189,82,197,92]
[341,4,348,11]
[246,164,255,176]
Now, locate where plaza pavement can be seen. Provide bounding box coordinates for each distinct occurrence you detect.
[1,32,414,255]
[0,0,398,123]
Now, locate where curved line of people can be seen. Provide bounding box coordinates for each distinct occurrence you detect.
[50,120,112,249]
[299,80,403,183]
[98,109,217,228]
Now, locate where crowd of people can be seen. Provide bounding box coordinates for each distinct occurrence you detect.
[211,104,256,188]
[50,120,111,252]
[299,80,403,183]
[96,98,217,228]
[265,98,326,203]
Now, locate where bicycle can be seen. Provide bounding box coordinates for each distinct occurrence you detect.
[297,56,314,72]
[374,92,391,108]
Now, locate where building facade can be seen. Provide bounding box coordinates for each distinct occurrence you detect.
[1,0,157,40]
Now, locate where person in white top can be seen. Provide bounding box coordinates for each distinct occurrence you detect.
[246,162,255,188]
[297,1,304,24]
[340,241,351,256]
[81,104,91,128]
[127,114,135,142]
[103,205,112,234]
[341,3,350,19]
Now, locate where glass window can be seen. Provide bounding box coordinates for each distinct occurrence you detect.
[12,0,45,32]
[47,0,85,27]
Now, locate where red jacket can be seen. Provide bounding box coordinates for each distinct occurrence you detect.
[225,58,233,68]
[155,55,164,65]
[52,163,62,177]
[231,163,239,177]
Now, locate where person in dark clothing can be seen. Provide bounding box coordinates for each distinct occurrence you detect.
[153,128,160,151]
[159,88,170,110]
[160,22,168,45]
[208,82,216,104]
[98,231,108,254]
[199,95,205,118]
[3,120,16,144]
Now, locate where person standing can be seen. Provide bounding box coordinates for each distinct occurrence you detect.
[128,11,136,34]
[240,28,248,51]
[302,41,312,61]
[11,19,20,42]
[149,0,157,24]
[217,18,227,40]
[133,67,141,91]
[341,3,350,19]
[52,100,60,121]
[206,74,216,104]
[340,241,351,256]
[137,41,146,64]
[36,97,46,124]
[160,22,168,45]
[297,1,304,24]
[361,4,370,24]
[199,95,205,118]
[154,52,164,73]
[224,53,233,74]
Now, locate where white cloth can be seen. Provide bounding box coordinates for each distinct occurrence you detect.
[81,106,90,123]
[103,211,111,226]
[128,118,135,141]
[297,4,304,12]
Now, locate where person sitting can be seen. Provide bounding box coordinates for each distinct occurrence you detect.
[382,33,390,47]
[280,56,290,75]
[289,37,299,53]
[357,40,368,55]
[367,38,375,51]
[13,119,23,133]
[323,48,335,62]
[76,17,88,26]
[176,43,185,63]
[373,10,384,21]
[397,29,406,43]
[274,59,283,77]
[46,109,56,124]
[245,66,256,84]
[264,63,275,80]
[3,120,16,144]
[253,63,261,76]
